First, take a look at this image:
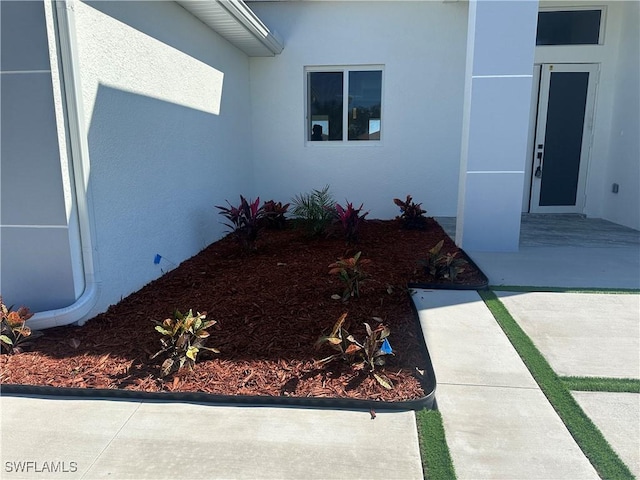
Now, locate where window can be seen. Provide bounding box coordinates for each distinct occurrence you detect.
[307,67,383,142]
[536,9,603,46]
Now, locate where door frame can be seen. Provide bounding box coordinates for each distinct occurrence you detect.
[526,63,599,214]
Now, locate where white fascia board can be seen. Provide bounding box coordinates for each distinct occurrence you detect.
[178,0,284,56]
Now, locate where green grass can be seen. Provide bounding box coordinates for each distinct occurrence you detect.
[479,289,634,480]
[561,376,640,393]
[415,409,457,480]
[489,285,640,294]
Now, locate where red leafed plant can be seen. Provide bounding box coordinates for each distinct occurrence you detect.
[261,200,290,230]
[216,195,264,250]
[0,296,41,354]
[393,195,427,230]
[335,201,368,244]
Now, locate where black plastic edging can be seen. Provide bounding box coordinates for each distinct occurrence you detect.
[408,248,489,291]
[1,305,437,411]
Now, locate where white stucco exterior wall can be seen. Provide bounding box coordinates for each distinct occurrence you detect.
[456,0,538,252]
[71,1,255,318]
[602,1,639,230]
[0,0,78,312]
[248,1,468,219]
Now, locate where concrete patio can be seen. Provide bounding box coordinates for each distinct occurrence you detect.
[439,214,640,289]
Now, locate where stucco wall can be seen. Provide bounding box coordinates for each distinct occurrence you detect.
[0,0,78,311]
[602,1,639,230]
[248,1,468,219]
[73,1,254,317]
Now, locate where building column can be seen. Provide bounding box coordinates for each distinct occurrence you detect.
[456,0,538,252]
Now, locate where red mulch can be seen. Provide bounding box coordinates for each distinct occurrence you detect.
[0,219,484,402]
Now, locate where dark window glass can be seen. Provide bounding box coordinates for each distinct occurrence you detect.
[308,72,343,141]
[536,10,601,45]
[348,71,382,141]
[540,72,589,206]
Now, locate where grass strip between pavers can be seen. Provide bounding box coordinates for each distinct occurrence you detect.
[415,409,457,480]
[489,285,640,294]
[561,376,640,393]
[479,289,635,480]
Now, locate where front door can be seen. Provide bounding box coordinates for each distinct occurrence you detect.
[529,63,598,213]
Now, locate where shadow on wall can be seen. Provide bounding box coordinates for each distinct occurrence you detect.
[85,1,228,72]
[86,84,252,314]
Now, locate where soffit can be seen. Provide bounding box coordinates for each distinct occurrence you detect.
[177,0,283,57]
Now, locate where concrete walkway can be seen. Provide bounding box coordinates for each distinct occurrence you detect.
[0,397,422,479]
[415,215,639,478]
[497,290,640,478]
[414,289,600,480]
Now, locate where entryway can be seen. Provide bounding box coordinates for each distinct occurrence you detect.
[525,63,599,214]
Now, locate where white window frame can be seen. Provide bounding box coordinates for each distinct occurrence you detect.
[537,6,607,46]
[305,65,385,145]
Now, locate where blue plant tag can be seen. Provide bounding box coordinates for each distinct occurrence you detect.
[381,338,393,354]
[154,254,162,265]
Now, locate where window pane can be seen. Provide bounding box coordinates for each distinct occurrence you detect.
[536,10,601,45]
[309,72,343,141]
[348,71,382,141]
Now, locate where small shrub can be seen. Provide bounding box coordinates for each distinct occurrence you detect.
[393,194,428,230]
[0,297,41,354]
[151,309,219,377]
[335,201,368,244]
[419,240,468,281]
[216,195,264,250]
[315,313,394,389]
[290,185,336,236]
[328,251,370,301]
[262,200,290,230]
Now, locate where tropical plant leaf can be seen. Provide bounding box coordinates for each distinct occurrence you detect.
[373,372,394,390]
[345,344,362,355]
[186,346,199,361]
[152,309,218,376]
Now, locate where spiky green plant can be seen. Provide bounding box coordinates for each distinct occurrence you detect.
[290,185,336,236]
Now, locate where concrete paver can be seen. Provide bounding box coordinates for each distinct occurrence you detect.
[496,291,640,379]
[437,384,599,480]
[413,289,598,479]
[0,398,422,480]
[85,403,423,480]
[0,396,140,479]
[412,289,537,388]
[572,391,640,478]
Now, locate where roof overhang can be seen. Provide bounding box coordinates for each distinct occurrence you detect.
[177,0,283,57]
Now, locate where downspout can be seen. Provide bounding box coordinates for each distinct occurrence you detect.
[28,0,99,330]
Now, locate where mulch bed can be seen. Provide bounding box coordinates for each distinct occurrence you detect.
[0,219,485,403]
